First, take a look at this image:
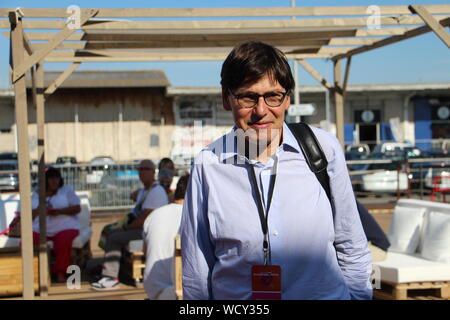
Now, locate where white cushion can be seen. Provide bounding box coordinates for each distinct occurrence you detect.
[0,235,21,249]
[0,193,20,233]
[421,211,450,263]
[373,251,450,283]
[388,206,426,254]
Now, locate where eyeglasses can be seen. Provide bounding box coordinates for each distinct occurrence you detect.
[229,90,289,109]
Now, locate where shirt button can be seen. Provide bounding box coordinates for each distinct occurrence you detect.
[273,231,279,237]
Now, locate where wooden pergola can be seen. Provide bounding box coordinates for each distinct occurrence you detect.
[1,5,449,299]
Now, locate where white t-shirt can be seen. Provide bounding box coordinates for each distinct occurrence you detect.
[31,185,81,237]
[143,203,183,300]
[136,181,169,213]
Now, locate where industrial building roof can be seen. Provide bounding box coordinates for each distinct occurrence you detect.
[25,70,170,89]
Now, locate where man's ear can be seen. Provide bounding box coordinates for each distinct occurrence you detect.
[222,89,232,111]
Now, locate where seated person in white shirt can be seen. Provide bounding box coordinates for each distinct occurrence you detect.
[143,174,189,300]
[91,159,168,291]
[32,166,81,283]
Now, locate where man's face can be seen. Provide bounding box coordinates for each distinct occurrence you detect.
[223,73,290,145]
[137,162,155,185]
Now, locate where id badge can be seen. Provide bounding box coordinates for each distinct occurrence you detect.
[251,265,282,300]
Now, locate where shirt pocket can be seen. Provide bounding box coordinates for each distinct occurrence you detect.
[215,238,249,257]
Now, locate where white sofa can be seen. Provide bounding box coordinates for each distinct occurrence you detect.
[373,199,450,290]
[0,193,21,249]
[0,191,92,251]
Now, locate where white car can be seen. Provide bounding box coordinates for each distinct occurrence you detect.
[372,142,414,154]
[86,156,116,184]
[424,166,450,190]
[361,162,409,193]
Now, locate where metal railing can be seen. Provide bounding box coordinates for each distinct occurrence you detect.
[2,157,450,210]
[347,157,450,201]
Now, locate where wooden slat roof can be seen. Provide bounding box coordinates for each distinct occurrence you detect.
[1,5,449,62]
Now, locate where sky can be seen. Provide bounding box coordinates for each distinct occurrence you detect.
[0,0,449,89]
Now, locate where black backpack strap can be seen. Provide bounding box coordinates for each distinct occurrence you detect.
[287,122,332,204]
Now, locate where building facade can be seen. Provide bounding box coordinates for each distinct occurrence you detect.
[0,70,175,163]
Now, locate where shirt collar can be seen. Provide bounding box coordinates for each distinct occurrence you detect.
[280,122,302,153]
[217,122,301,163]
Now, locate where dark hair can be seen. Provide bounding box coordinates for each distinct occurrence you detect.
[220,41,295,94]
[45,166,64,189]
[158,157,175,171]
[174,174,189,201]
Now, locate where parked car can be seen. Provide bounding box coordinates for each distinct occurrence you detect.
[86,156,116,184]
[345,144,370,162]
[97,165,141,207]
[372,142,414,154]
[55,156,77,166]
[424,161,450,190]
[0,152,18,161]
[361,161,409,193]
[351,155,409,193]
[0,160,19,191]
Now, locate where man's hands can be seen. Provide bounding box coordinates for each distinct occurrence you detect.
[46,208,59,216]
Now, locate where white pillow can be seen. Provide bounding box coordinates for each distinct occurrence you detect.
[388,206,426,254]
[421,211,450,263]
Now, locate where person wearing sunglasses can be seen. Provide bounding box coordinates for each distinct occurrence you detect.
[181,41,372,300]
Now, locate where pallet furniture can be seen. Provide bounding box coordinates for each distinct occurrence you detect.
[373,199,450,300]
[374,280,449,300]
[124,239,145,287]
[0,248,39,297]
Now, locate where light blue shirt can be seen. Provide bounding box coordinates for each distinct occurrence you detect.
[181,122,372,300]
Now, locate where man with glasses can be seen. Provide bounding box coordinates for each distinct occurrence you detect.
[181,41,372,300]
[92,159,168,290]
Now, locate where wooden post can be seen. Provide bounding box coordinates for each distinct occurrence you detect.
[333,59,345,148]
[31,62,49,296]
[174,234,183,300]
[9,10,35,300]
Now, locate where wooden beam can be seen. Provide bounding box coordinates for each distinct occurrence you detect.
[297,59,333,90]
[12,9,98,82]
[334,59,345,148]
[4,28,418,41]
[1,5,449,18]
[43,52,333,62]
[31,39,330,50]
[44,62,81,95]
[329,38,383,46]
[409,5,450,48]
[22,31,34,55]
[31,62,49,297]
[342,57,352,95]
[333,16,450,60]
[355,27,416,37]
[9,10,35,300]
[2,15,448,30]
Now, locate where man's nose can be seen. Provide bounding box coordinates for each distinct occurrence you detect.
[253,96,268,116]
